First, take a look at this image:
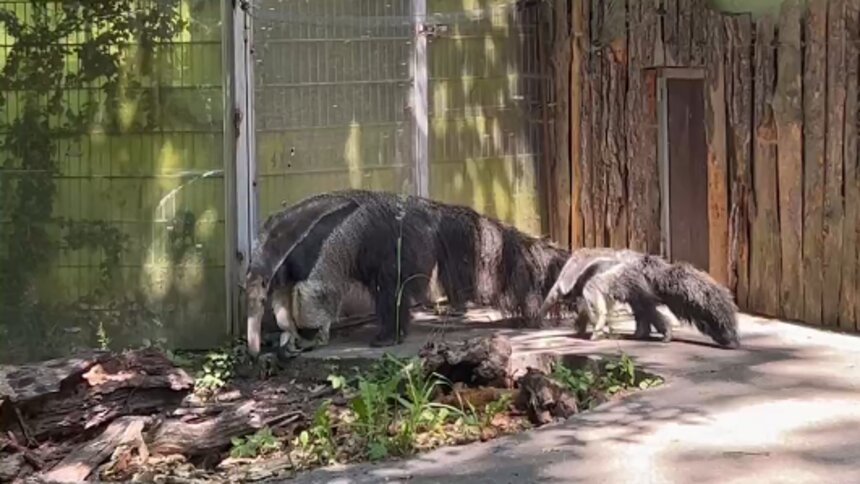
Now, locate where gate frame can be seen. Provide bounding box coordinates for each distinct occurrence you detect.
[224,0,256,337]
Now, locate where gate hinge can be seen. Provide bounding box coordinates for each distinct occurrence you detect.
[419,22,449,39]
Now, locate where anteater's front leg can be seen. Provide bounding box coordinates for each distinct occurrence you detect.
[584,288,611,341]
[270,284,312,359]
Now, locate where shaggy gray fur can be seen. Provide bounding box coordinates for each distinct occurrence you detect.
[245,191,367,356]
[540,248,740,349]
[246,189,571,358]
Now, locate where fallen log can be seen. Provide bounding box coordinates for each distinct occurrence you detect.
[419,334,514,388]
[147,400,303,457]
[0,348,194,442]
[40,416,150,483]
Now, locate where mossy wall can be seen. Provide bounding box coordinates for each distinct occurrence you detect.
[0,0,228,363]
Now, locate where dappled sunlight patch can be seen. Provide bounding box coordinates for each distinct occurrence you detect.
[156,140,181,192]
[195,208,220,241]
[344,120,364,189]
[651,398,860,449]
[142,258,171,300]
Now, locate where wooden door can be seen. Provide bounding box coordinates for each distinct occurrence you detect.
[666,78,709,272]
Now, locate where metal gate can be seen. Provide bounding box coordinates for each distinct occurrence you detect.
[228,0,553,333]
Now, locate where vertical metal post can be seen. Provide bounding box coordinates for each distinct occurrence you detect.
[222,0,237,338]
[225,0,255,337]
[411,0,429,197]
[657,75,671,260]
[245,6,257,245]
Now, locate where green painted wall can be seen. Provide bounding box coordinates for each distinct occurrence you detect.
[0,0,228,363]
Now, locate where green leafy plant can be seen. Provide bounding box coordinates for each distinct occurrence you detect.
[550,353,663,410]
[293,399,338,465]
[457,391,513,431]
[96,322,111,351]
[327,373,348,391]
[392,358,461,452]
[230,427,281,459]
[602,353,636,393]
[348,366,403,459]
[550,361,599,408]
[482,393,513,425]
[194,348,237,395]
[329,353,461,460]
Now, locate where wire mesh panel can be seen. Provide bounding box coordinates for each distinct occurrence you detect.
[426,0,550,235]
[0,1,228,363]
[251,0,416,221]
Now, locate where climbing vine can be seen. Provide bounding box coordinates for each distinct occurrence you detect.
[0,1,188,362]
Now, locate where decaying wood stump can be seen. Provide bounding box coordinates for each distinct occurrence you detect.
[147,400,302,457]
[514,368,578,425]
[419,334,513,388]
[0,348,194,443]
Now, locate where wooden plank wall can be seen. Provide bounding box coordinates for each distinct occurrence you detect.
[554,0,860,331]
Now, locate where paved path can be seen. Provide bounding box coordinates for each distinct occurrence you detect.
[289,314,860,484]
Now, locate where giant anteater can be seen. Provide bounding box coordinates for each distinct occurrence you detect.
[540,248,740,349]
[245,190,570,358]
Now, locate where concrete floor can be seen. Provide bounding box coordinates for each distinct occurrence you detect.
[283,310,860,484]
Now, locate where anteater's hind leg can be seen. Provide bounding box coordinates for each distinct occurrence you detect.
[570,299,590,337]
[629,296,673,343]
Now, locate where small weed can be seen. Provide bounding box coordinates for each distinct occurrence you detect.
[482,393,512,425]
[194,348,237,395]
[550,362,599,408]
[230,427,281,459]
[550,353,662,409]
[458,392,512,430]
[347,361,404,459]
[392,358,461,452]
[96,321,110,350]
[292,399,337,465]
[327,373,348,391]
[319,353,461,461]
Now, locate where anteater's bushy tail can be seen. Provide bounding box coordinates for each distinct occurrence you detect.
[641,255,740,349]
